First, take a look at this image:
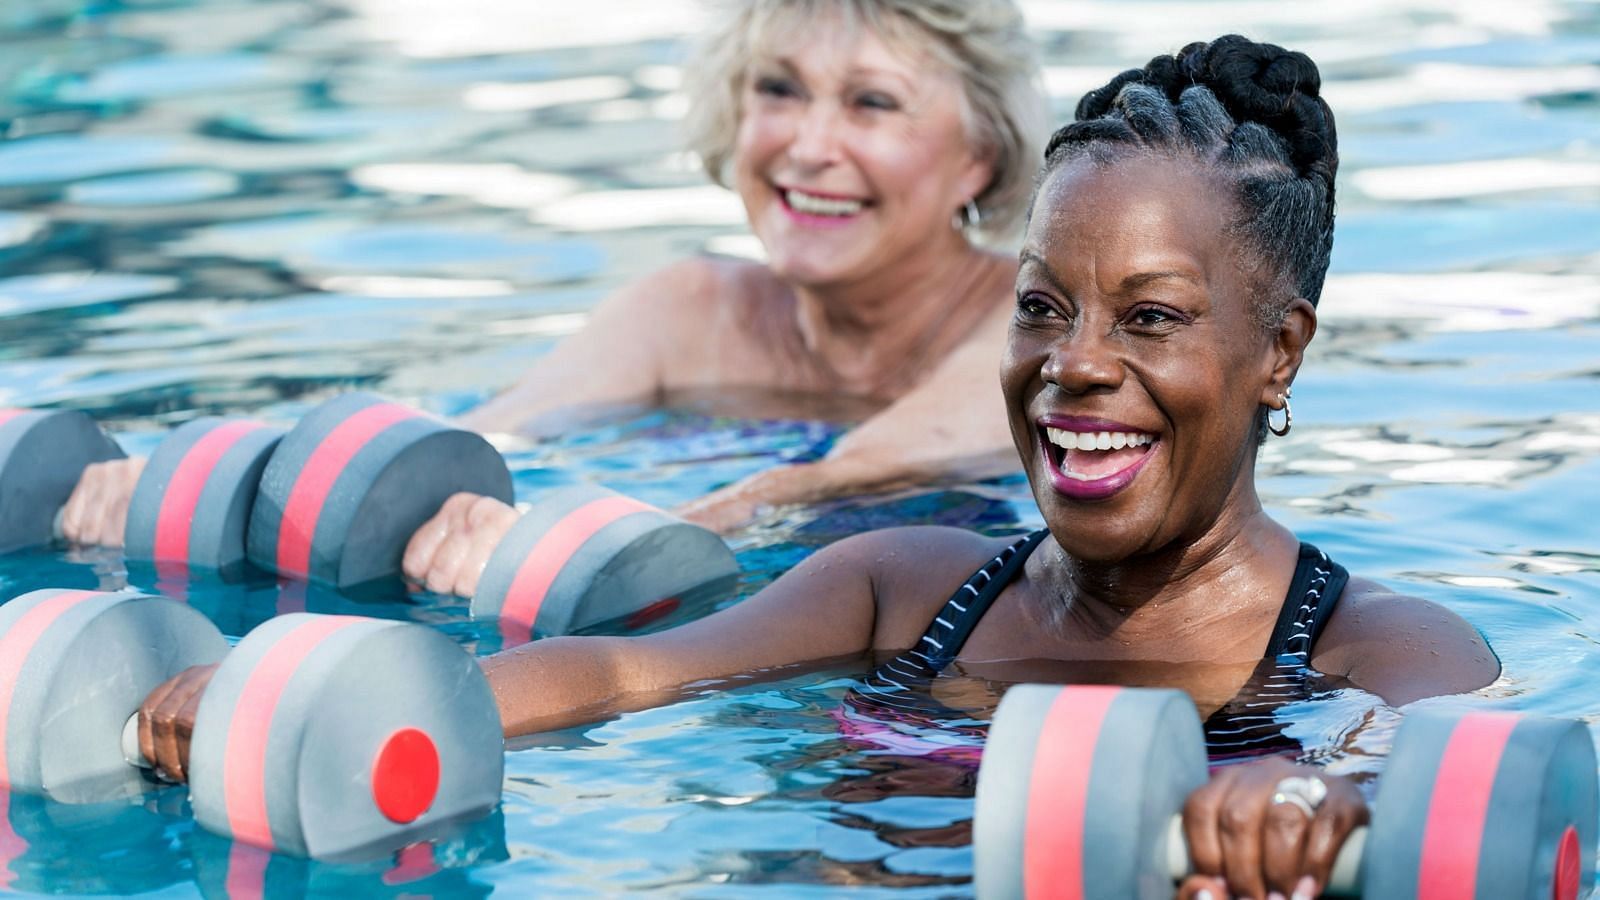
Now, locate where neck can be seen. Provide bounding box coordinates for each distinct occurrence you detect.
[1027,483,1299,661]
[788,232,1003,396]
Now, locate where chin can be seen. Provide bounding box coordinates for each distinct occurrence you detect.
[764,250,853,288]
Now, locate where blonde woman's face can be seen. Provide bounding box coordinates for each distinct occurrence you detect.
[731,24,992,288]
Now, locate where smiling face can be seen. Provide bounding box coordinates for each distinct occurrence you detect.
[1001,154,1311,562]
[731,20,993,288]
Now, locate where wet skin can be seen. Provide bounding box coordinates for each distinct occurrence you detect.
[1001,153,1312,568]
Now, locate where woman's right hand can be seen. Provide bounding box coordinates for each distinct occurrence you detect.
[402,492,520,598]
[1177,759,1368,900]
[137,663,218,783]
[59,457,147,547]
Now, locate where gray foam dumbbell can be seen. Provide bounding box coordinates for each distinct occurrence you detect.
[974,684,1597,900]
[473,483,740,640]
[124,417,285,574]
[186,612,504,860]
[0,589,227,803]
[247,392,512,589]
[0,409,125,553]
[0,590,504,861]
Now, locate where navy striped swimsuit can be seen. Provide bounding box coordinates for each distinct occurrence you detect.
[848,531,1349,761]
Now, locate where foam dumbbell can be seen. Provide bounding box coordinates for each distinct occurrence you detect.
[974,684,1597,900]
[124,417,286,574]
[0,589,228,803]
[473,483,740,641]
[247,392,512,589]
[0,408,124,553]
[0,589,504,861]
[183,611,503,860]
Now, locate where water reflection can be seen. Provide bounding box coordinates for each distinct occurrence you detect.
[0,0,1596,894]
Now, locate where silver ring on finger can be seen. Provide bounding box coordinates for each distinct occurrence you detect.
[1270,775,1327,819]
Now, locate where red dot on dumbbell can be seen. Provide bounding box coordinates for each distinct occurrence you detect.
[371,728,441,825]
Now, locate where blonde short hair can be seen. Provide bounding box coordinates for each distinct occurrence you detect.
[682,0,1044,241]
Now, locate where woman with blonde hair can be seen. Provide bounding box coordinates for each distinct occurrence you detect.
[61,0,1047,598]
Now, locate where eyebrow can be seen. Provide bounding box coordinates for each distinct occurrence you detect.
[758,56,917,95]
[1017,250,1071,296]
[1118,271,1202,291]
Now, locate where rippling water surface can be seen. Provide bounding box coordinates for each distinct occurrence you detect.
[1,0,1598,895]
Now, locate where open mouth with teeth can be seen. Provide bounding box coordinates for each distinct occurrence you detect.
[780,187,867,220]
[1039,424,1158,500]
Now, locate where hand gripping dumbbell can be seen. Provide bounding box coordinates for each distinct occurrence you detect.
[0,589,504,860]
[0,408,125,553]
[247,392,511,589]
[0,407,285,573]
[974,685,1597,900]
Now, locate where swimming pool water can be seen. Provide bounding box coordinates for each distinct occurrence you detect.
[1,0,1598,895]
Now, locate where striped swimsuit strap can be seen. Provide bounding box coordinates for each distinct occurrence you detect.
[853,530,1047,710]
[1202,542,1351,761]
[851,536,1351,760]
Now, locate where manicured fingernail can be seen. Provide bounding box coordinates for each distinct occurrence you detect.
[1195,891,1215,900]
[1292,875,1317,900]
[1269,893,1286,900]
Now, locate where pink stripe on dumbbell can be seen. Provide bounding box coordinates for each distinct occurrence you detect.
[222,616,363,851]
[1415,712,1519,900]
[0,591,98,787]
[0,785,25,888]
[276,404,418,578]
[1023,685,1119,900]
[153,421,269,563]
[0,410,24,429]
[499,496,657,632]
[224,841,270,900]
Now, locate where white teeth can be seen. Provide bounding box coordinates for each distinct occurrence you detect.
[785,189,863,217]
[1045,427,1155,452]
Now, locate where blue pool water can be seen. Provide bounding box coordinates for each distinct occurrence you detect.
[2,0,1598,895]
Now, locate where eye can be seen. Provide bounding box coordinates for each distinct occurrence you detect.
[1126,304,1188,330]
[753,76,801,100]
[1015,292,1055,319]
[854,90,900,112]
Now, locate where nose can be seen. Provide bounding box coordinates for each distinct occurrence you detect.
[787,101,844,170]
[1040,324,1125,396]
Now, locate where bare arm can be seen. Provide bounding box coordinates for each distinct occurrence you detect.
[1311,578,1500,706]
[484,527,916,736]
[675,307,1017,531]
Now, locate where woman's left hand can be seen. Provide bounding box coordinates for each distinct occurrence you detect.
[675,484,762,534]
[1177,759,1368,900]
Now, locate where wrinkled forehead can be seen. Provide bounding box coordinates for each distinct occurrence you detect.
[1024,155,1242,275]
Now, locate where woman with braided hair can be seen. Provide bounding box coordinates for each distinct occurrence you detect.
[138,36,1498,900]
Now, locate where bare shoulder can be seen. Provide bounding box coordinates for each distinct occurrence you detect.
[1312,575,1501,706]
[606,255,754,317]
[837,526,1022,651]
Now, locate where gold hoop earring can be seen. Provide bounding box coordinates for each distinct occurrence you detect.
[1267,386,1293,437]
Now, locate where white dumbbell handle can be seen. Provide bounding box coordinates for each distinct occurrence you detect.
[120,714,153,770]
[1165,817,1367,895]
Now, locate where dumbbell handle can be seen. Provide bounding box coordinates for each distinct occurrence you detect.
[120,714,153,770]
[1164,817,1366,895]
[118,714,185,784]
